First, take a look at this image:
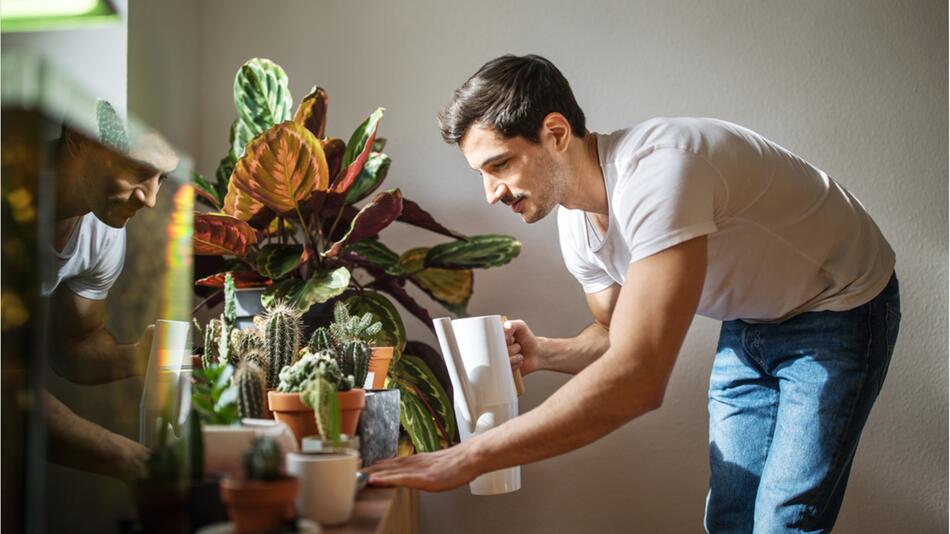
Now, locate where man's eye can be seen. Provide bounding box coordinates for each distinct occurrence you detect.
[493,161,508,171]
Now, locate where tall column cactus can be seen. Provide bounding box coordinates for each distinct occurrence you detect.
[264,303,302,389]
[218,273,237,364]
[236,362,267,419]
[202,318,223,369]
[340,340,371,389]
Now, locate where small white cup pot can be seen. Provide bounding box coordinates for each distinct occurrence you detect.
[286,450,360,526]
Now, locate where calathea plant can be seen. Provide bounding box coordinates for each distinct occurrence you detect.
[191,58,521,453]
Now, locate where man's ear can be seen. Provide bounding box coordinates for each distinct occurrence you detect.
[62,127,85,158]
[540,112,572,153]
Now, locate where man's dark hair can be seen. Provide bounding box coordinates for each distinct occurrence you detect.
[437,54,586,145]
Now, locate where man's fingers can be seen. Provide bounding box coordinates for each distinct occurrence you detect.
[507,342,522,355]
[509,354,524,370]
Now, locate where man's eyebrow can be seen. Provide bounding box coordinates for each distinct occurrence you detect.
[474,152,511,170]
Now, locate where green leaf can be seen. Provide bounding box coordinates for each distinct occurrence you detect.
[399,390,441,453]
[193,172,222,208]
[256,244,304,279]
[344,239,402,276]
[261,279,301,309]
[397,354,456,443]
[425,235,521,269]
[399,248,472,315]
[372,138,387,152]
[332,108,384,195]
[289,267,351,313]
[345,152,391,204]
[232,58,293,156]
[344,291,406,351]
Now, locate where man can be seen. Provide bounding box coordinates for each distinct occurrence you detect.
[364,55,900,533]
[44,108,178,482]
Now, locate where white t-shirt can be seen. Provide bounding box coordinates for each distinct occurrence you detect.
[43,212,126,300]
[558,117,895,322]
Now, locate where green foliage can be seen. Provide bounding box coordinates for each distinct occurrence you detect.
[387,353,456,452]
[243,436,283,481]
[192,360,240,426]
[219,273,237,364]
[236,362,267,419]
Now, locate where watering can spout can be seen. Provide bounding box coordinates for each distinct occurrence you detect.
[433,317,479,434]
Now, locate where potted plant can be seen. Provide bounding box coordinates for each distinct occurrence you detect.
[220,436,298,534]
[192,57,521,457]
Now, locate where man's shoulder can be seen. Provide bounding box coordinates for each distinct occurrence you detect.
[600,117,745,163]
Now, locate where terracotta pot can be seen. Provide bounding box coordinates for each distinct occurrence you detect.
[338,389,366,436]
[220,476,298,534]
[268,391,317,445]
[367,347,394,389]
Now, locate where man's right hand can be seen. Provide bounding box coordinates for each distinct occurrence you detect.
[504,319,545,375]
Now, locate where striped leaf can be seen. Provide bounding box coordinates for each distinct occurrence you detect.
[222,168,266,221]
[195,270,270,289]
[232,58,293,157]
[344,152,391,204]
[192,172,222,209]
[425,235,521,269]
[391,354,456,451]
[256,244,304,279]
[193,213,257,256]
[261,278,301,309]
[399,248,472,315]
[344,239,402,276]
[396,198,466,240]
[230,121,329,216]
[344,291,406,351]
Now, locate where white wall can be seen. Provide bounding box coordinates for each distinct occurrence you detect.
[146,0,945,531]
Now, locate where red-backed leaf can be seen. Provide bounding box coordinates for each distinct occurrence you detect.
[193,213,258,256]
[293,86,328,139]
[322,137,346,185]
[222,176,266,222]
[195,271,272,288]
[230,121,329,215]
[397,198,467,240]
[324,189,403,258]
[330,108,383,195]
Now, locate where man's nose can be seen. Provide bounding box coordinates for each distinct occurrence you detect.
[134,176,160,209]
[484,175,507,205]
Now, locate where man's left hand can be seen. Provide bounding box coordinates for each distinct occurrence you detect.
[362,442,481,492]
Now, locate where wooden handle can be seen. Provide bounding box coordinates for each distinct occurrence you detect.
[501,315,525,397]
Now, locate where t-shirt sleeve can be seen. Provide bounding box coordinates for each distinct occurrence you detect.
[557,208,616,294]
[65,227,126,300]
[616,148,719,264]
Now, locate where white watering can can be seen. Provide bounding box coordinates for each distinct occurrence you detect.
[433,315,522,495]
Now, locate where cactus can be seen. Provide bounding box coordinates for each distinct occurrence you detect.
[339,340,371,389]
[277,350,352,392]
[218,274,237,364]
[231,327,264,360]
[235,362,267,419]
[242,347,269,372]
[327,301,382,346]
[202,318,223,369]
[308,326,333,353]
[263,303,302,389]
[243,436,282,481]
[301,376,341,443]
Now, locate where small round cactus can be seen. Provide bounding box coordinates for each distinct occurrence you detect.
[340,340,371,389]
[243,436,282,480]
[308,326,333,353]
[235,362,267,419]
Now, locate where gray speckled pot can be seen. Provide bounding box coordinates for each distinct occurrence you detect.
[356,389,400,467]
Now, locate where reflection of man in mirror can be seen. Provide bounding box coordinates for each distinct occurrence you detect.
[43,101,179,481]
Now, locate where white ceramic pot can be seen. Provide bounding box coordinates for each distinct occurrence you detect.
[286,450,359,526]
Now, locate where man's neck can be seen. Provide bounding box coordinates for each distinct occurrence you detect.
[560,132,608,216]
[55,147,89,221]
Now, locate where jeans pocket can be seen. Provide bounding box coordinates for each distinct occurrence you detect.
[879,301,901,391]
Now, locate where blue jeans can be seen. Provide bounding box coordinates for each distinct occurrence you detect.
[704,273,901,534]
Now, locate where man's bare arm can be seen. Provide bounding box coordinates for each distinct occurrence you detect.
[365,237,708,490]
[534,284,620,374]
[50,287,151,385]
[45,391,150,481]
[469,236,706,471]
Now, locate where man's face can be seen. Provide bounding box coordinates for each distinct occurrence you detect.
[69,132,178,228]
[459,125,566,224]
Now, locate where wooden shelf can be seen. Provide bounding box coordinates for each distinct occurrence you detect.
[323,487,418,534]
